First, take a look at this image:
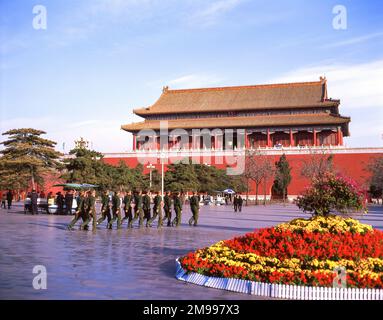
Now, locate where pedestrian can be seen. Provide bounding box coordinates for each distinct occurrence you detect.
[172,192,182,227]
[1,193,6,209]
[163,191,172,227]
[233,194,238,212]
[130,190,144,228]
[67,191,86,230]
[148,191,162,228]
[238,193,243,212]
[188,191,200,226]
[56,192,64,215]
[81,190,97,231]
[6,190,13,209]
[121,190,133,228]
[97,190,112,227]
[64,190,74,215]
[79,191,91,230]
[31,189,38,215]
[108,191,122,229]
[142,191,151,227]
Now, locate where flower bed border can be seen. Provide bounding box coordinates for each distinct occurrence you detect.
[176,258,383,300]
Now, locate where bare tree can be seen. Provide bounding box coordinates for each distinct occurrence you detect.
[300,150,335,181]
[243,150,274,205]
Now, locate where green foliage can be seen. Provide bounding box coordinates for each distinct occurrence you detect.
[295,173,366,216]
[0,128,62,190]
[62,148,146,191]
[272,154,292,201]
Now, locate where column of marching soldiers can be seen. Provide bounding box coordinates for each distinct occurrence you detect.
[67,190,200,231]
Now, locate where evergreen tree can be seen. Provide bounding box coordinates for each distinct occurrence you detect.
[272,154,292,203]
[165,163,199,192]
[0,128,62,190]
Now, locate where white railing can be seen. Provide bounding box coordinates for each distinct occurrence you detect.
[100,146,383,158]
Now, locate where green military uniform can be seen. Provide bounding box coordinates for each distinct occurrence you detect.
[122,193,133,227]
[97,193,111,226]
[163,194,172,227]
[142,194,151,227]
[189,195,200,226]
[81,194,97,230]
[130,193,144,227]
[108,193,122,229]
[172,196,182,227]
[148,194,162,227]
[67,194,85,230]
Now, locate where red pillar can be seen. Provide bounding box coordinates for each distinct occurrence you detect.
[245,130,249,149]
[337,127,343,146]
[289,129,294,147]
[133,134,136,151]
[267,129,271,147]
[313,129,317,146]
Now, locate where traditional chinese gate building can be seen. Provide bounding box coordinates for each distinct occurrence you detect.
[121,77,350,150]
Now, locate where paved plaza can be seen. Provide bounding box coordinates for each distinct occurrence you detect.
[0,203,382,300]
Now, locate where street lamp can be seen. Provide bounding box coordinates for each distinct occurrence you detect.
[146,163,155,189]
[159,152,167,198]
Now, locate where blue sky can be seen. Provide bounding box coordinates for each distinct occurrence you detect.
[1,0,382,152]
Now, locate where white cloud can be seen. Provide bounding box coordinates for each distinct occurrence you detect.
[0,117,133,153]
[322,31,383,48]
[270,59,383,147]
[189,0,243,26]
[167,73,225,88]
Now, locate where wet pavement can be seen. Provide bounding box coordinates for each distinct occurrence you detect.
[0,203,382,300]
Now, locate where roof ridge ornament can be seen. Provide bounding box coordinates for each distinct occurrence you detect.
[162,86,169,93]
[320,76,328,101]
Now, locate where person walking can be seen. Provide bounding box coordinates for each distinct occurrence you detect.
[64,190,74,215]
[31,189,38,215]
[56,192,64,215]
[148,191,162,228]
[67,191,86,230]
[142,191,151,227]
[81,190,97,231]
[233,194,238,212]
[188,191,200,226]
[122,190,133,227]
[6,190,13,210]
[172,192,182,227]
[238,194,243,212]
[1,193,6,209]
[163,191,172,227]
[130,190,144,228]
[108,191,122,229]
[97,190,112,227]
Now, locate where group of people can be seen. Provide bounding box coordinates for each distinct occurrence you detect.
[1,190,13,210]
[67,190,201,231]
[233,194,244,212]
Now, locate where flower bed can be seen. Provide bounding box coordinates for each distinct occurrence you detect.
[179,215,383,289]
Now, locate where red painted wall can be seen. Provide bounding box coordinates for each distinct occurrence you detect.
[103,152,382,196]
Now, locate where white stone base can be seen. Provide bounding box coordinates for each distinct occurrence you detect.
[176,258,383,300]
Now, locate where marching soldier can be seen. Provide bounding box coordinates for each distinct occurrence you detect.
[80,189,97,231]
[122,190,133,227]
[108,191,122,229]
[163,191,172,227]
[97,190,111,227]
[172,192,182,227]
[189,191,200,226]
[79,191,91,230]
[67,190,86,230]
[148,191,162,228]
[142,191,151,227]
[130,190,144,228]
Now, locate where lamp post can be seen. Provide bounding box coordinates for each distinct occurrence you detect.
[159,152,167,198]
[146,163,155,189]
